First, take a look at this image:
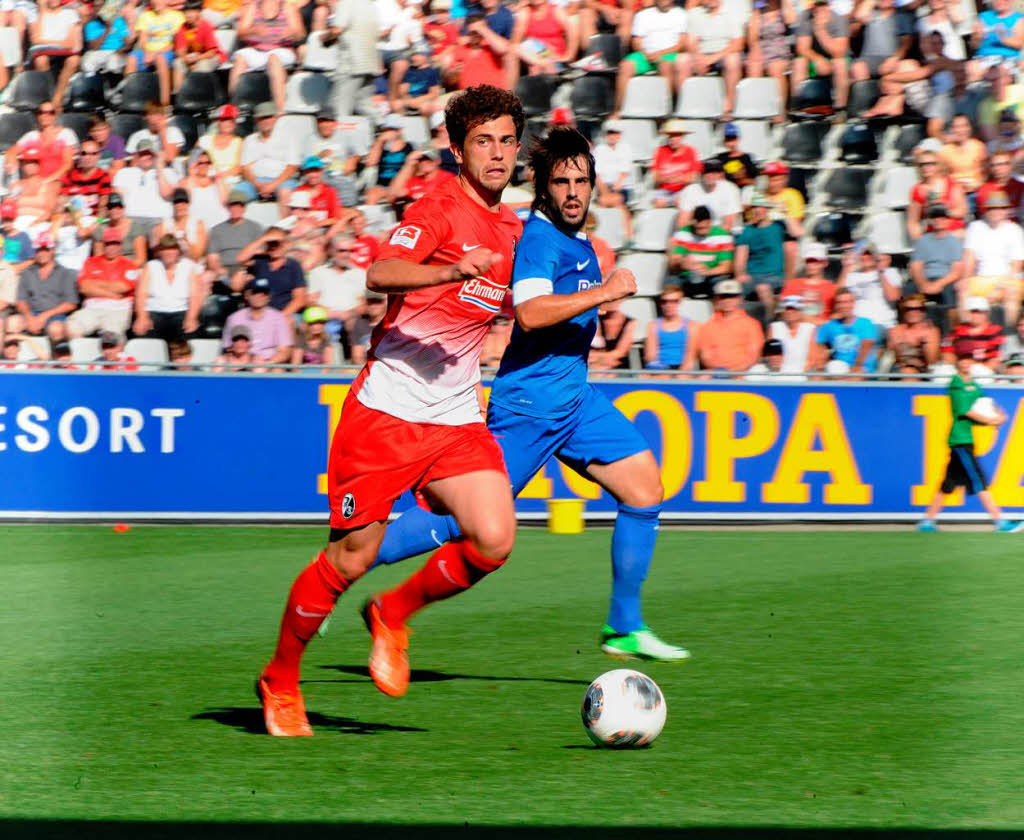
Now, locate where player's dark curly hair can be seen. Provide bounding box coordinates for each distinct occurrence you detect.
[529,126,596,215]
[445,85,525,149]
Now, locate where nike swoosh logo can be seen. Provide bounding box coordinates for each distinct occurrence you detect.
[296,606,329,618]
[430,528,444,547]
[577,259,590,270]
[462,243,481,252]
[437,559,456,584]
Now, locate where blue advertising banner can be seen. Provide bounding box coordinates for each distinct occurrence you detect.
[1,372,1023,520]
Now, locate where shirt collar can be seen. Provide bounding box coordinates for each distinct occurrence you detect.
[533,210,588,241]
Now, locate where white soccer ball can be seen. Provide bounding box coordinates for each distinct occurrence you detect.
[581,669,667,748]
[973,396,1001,422]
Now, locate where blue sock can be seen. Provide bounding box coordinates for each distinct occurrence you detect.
[606,503,661,634]
[370,507,461,569]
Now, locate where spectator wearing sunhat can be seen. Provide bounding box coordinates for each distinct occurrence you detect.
[111,139,181,233]
[762,159,805,280]
[221,276,294,364]
[735,192,786,319]
[745,338,788,382]
[676,159,742,231]
[9,234,78,343]
[239,103,301,204]
[66,228,140,339]
[286,156,343,226]
[198,104,245,181]
[781,241,838,324]
[364,115,415,205]
[715,123,758,188]
[650,120,701,206]
[388,145,456,205]
[594,120,635,208]
[134,233,204,341]
[214,324,257,371]
[963,188,1024,325]
[887,293,940,378]
[683,278,765,373]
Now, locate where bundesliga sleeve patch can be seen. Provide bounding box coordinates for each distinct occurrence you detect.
[389,224,423,249]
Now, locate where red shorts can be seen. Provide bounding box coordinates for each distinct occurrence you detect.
[327,391,508,530]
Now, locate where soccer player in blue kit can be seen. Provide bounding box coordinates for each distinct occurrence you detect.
[360,127,689,695]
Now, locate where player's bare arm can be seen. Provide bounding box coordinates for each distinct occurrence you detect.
[367,248,504,293]
[517,267,637,331]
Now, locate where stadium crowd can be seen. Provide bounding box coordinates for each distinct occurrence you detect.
[0,0,1022,379]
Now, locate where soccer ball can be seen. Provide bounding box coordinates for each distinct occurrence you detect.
[581,669,666,748]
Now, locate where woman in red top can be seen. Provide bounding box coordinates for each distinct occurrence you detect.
[512,0,577,79]
[907,151,967,240]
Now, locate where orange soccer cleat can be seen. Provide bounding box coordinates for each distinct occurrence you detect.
[362,598,410,698]
[256,673,313,737]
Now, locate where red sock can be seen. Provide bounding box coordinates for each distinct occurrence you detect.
[263,550,349,689]
[379,540,504,628]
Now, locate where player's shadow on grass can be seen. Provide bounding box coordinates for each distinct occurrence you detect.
[191,707,427,735]
[319,664,590,686]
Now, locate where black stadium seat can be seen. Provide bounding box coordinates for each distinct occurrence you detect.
[9,71,55,112]
[108,113,144,143]
[781,121,829,163]
[822,168,871,211]
[893,122,927,164]
[790,78,832,118]
[847,80,880,120]
[588,34,622,68]
[175,71,223,114]
[232,71,272,109]
[838,122,878,164]
[570,75,614,118]
[170,114,200,153]
[118,73,162,113]
[812,212,855,251]
[58,111,93,143]
[515,74,558,118]
[0,111,35,152]
[64,73,107,112]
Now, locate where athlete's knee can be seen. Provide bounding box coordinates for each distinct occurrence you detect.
[325,532,377,581]
[620,470,664,509]
[464,518,515,565]
[461,539,510,583]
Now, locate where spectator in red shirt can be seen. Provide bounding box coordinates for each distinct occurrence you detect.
[347,209,380,271]
[173,0,223,94]
[907,150,966,240]
[287,156,342,227]
[976,151,1024,224]
[650,119,700,207]
[781,241,838,324]
[388,146,457,207]
[60,138,112,215]
[942,297,1004,371]
[447,13,511,90]
[4,103,78,183]
[66,227,139,338]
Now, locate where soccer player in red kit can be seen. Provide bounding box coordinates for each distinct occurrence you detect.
[257,85,525,737]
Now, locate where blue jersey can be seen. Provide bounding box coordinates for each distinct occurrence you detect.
[489,212,603,419]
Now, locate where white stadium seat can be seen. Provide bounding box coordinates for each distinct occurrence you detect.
[681,298,713,323]
[273,114,316,145]
[124,338,169,366]
[357,204,397,235]
[616,118,657,162]
[284,71,332,115]
[874,165,917,210]
[733,77,782,120]
[864,210,912,255]
[188,339,223,367]
[393,115,430,147]
[677,119,717,160]
[70,337,100,363]
[632,208,678,252]
[732,120,776,162]
[335,116,374,156]
[591,206,626,251]
[616,253,668,297]
[245,201,281,228]
[621,76,671,119]
[302,31,337,72]
[675,77,725,119]
[620,296,657,336]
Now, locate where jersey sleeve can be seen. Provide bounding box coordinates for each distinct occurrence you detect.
[376,198,453,264]
[511,225,559,305]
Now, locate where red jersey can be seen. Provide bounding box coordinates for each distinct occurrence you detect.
[79,255,139,307]
[355,177,522,425]
[404,169,456,202]
[60,166,112,212]
[943,323,1003,362]
[910,176,966,230]
[780,277,837,322]
[652,144,700,193]
[350,234,380,270]
[976,179,1024,217]
[293,182,341,223]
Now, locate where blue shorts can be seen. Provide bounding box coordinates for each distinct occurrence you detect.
[487,386,650,495]
[131,49,175,69]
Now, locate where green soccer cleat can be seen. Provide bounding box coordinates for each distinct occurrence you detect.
[600,624,691,662]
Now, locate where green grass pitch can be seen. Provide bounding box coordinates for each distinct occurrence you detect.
[2,525,1024,837]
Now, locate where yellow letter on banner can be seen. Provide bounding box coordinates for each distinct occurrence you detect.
[988,398,1024,506]
[317,384,350,495]
[612,390,692,500]
[693,391,780,503]
[761,393,872,505]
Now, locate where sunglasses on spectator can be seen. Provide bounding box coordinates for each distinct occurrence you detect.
[904,306,924,311]
[660,296,681,303]
[38,107,55,115]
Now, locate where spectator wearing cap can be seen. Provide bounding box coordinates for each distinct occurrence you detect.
[977,65,1023,143]
[9,144,59,231]
[907,148,966,241]
[111,140,181,236]
[230,0,305,115]
[321,0,380,117]
[90,331,138,371]
[745,337,788,381]
[793,0,851,113]
[676,159,742,231]
[837,242,902,330]
[735,193,785,319]
[60,138,113,217]
[942,296,1004,371]
[152,187,208,262]
[963,189,1024,324]
[715,123,758,188]
[5,103,78,184]
[214,324,256,371]
[234,229,308,316]
[781,242,837,324]
[301,109,363,208]
[67,228,140,339]
[649,120,700,207]
[27,0,82,111]
[239,103,301,203]
[683,279,764,373]
[813,288,879,376]
[939,114,988,199]
[178,149,229,231]
[887,293,940,377]
[127,0,185,107]
[9,235,78,343]
[197,105,244,182]
[977,149,1024,222]
[446,9,513,91]
[745,0,797,123]
[364,116,415,206]
[126,103,186,169]
[88,115,127,175]
[306,234,367,345]
[221,276,294,364]
[761,161,805,277]
[644,284,698,371]
[593,122,635,210]
[93,193,148,268]
[679,0,744,121]
[669,205,733,300]
[134,234,203,341]
[287,156,344,226]
[768,295,815,378]
[396,46,443,115]
[612,0,688,114]
[0,203,35,274]
[293,305,336,366]
[999,311,1024,373]
[81,0,131,76]
[908,202,964,327]
[388,146,457,206]
[850,0,915,85]
[207,191,265,285]
[510,0,577,83]
[172,0,223,93]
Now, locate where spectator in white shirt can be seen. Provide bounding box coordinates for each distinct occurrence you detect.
[593,120,635,207]
[676,158,742,230]
[768,294,816,377]
[111,140,181,235]
[376,0,423,105]
[306,235,368,345]
[837,243,902,329]
[238,102,300,205]
[678,0,745,120]
[614,0,688,113]
[125,103,185,169]
[962,189,1024,325]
